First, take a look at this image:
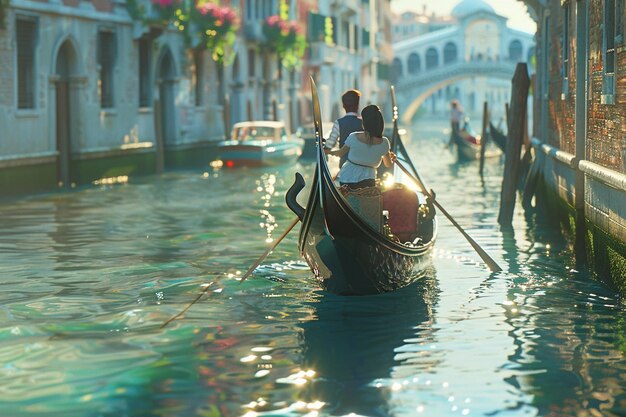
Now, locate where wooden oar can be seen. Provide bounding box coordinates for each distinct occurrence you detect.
[160,281,214,328]
[239,217,300,283]
[395,160,503,272]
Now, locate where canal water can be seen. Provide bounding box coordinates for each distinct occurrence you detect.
[1,119,625,417]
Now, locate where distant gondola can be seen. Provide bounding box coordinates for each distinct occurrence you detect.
[450,123,502,162]
[285,82,437,296]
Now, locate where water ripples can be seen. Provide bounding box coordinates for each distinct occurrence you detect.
[0,123,625,416]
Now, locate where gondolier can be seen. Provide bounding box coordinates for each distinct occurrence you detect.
[324,90,364,168]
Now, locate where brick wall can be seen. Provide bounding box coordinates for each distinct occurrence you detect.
[587,0,625,174]
[544,0,625,174]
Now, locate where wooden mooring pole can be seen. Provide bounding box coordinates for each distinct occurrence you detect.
[479,101,489,176]
[498,63,530,226]
[153,98,165,174]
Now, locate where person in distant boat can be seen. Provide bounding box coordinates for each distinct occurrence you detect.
[448,99,465,147]
[324,105,396,190]
[449,99,464,134]
[324,89,364,168]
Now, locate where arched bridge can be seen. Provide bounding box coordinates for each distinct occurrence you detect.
[394,59,518,123]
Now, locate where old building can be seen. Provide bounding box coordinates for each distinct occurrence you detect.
[524,0,625,289]
[0,0,227,195]
[303,0,394,125]
[392,0,535,121]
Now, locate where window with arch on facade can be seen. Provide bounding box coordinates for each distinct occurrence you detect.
[16,16,38,110]
[408,53,420,74]
[98,30,117,109]
[443,42,457,65]
[425,47,438,70]
[509,39,523,62]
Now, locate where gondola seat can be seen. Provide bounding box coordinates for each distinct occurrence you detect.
[382,185,419,243]
[344,187,383,232]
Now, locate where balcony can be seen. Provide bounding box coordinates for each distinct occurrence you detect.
[330,0,359,14]
[308,42,339,67]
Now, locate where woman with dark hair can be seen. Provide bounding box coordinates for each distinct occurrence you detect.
[324,105,396,190]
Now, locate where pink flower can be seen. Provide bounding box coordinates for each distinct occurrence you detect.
[266,15,280,26]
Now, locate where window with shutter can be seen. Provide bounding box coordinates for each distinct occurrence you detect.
[98,30,117,109]
[16,16,38,109]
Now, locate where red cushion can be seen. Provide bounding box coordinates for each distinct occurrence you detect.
[382,185,419,242]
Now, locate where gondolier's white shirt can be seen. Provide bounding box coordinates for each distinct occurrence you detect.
[338,133,390,183]
[325,112,359,149]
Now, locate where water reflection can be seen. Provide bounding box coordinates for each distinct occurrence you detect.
[297,273,439,416]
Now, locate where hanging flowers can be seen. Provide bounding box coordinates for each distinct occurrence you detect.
[127,0,238,63]
[188,1,238,62]
[151,0,182,25]
[261,15,306,68]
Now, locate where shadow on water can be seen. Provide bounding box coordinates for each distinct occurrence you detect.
[297,271,440,416]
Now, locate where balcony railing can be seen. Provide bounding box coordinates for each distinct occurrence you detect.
[308,42,339,66]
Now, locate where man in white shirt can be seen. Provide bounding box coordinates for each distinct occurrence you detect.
[324,89,364,168]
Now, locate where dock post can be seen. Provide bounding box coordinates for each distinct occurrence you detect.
[498,63,530,226]
[479,101,489,176]
[153,98,165,174]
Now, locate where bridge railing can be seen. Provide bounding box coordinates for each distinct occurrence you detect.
[397,60,519,88]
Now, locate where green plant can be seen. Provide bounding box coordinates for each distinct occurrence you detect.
[126,0,238,63]
[261,15,306,69]
[181,1,238,63]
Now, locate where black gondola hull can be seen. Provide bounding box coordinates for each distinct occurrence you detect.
[296,159,436,295]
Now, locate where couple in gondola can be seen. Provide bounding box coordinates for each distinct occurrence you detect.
[323,89,397,191]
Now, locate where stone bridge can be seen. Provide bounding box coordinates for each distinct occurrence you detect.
[394,59,518,123]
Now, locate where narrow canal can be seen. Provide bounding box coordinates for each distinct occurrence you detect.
[1,119,625,417]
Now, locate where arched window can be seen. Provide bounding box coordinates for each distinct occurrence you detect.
[425,47,438,70]
[509,40,523,62]
[443,42,457,64]
[527,46,536,64]
[407,53,421,74]
[392,58,403,81]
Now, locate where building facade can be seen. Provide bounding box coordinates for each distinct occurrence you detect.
[524,0,625,290]
[303,0,393,125]
[1,0,228,195]
[0,0,391,196]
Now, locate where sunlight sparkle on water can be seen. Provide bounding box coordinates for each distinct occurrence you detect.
[251,347,273,352]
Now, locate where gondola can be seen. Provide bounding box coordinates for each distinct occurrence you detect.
[488,122,507,153]
[284,81,437,295]
[450,122,502,162]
